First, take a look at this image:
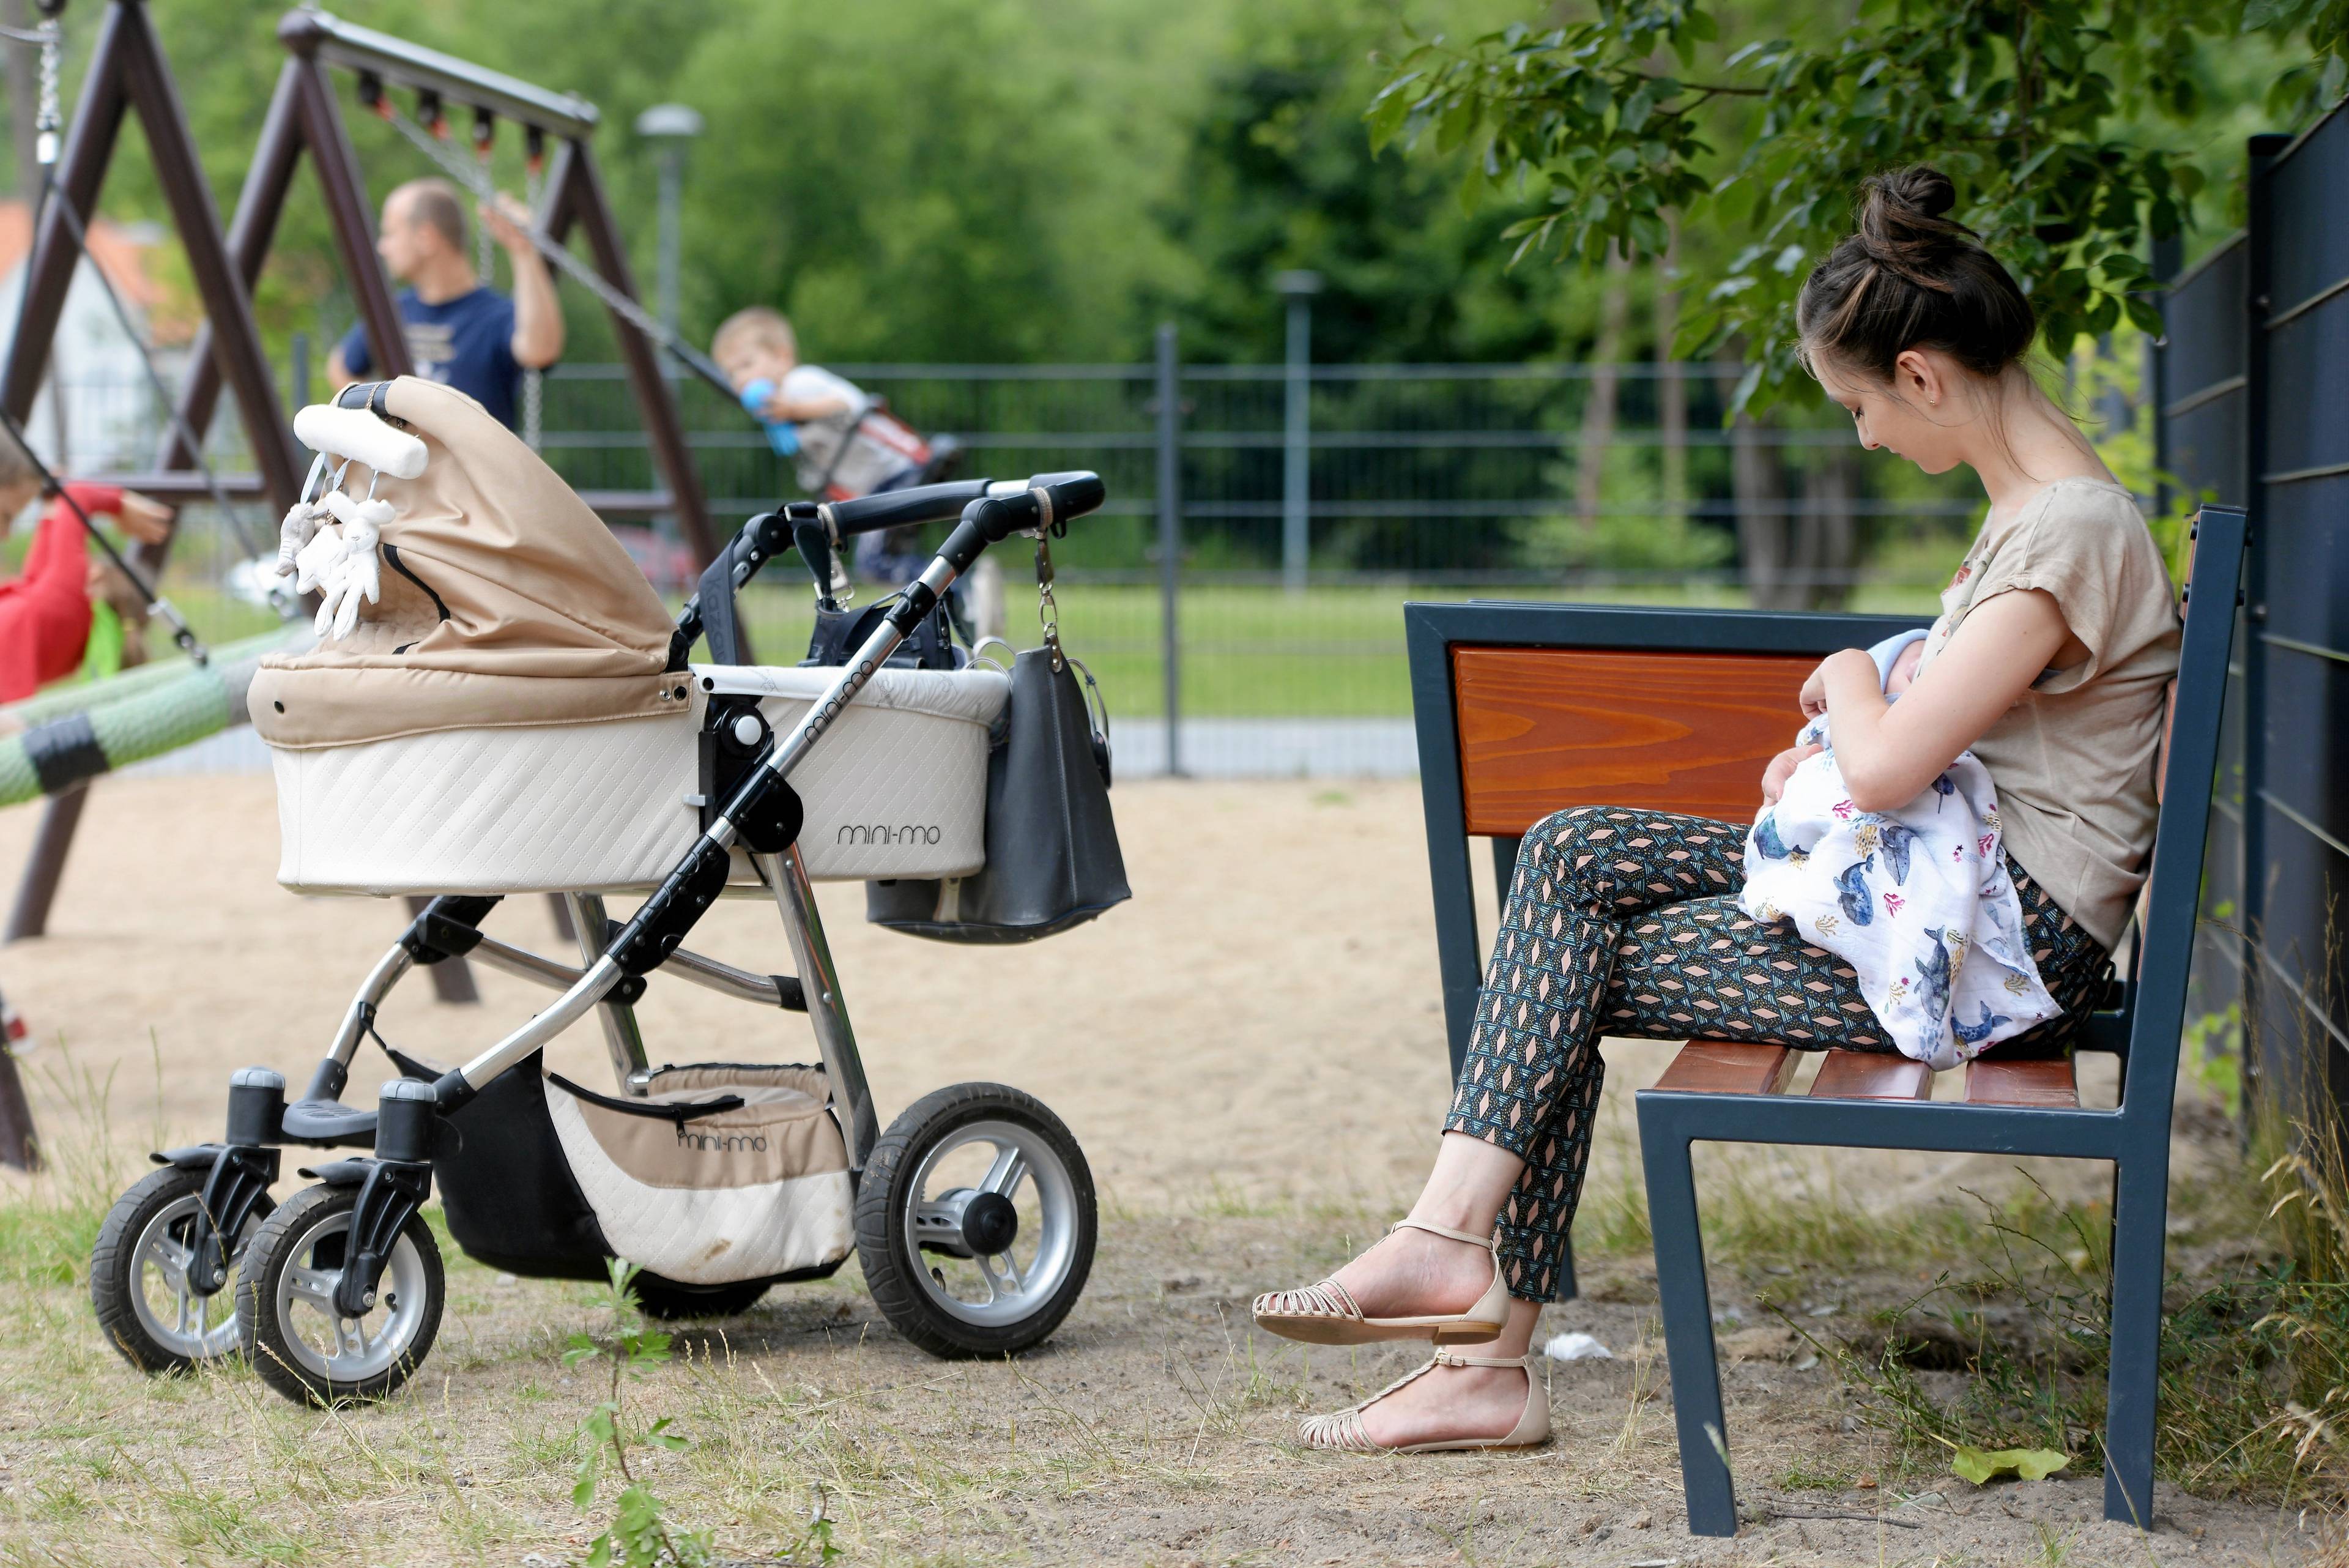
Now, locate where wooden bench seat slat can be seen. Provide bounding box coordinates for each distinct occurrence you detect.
[1653,1042,1798,1096]
[1808,1050,1931,1101]
[1964,1057,2079,1109]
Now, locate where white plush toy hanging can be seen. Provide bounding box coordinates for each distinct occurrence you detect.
[276,401,429,641]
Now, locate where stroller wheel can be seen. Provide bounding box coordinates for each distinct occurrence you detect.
[856,1082,1095,1359]
[631,1273,770,1321]
[236,1183,443,1406]
[90,1165,273,1373]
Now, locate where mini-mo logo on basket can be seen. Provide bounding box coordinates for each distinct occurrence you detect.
[675,1127,769,1153]
[837,823,944,846]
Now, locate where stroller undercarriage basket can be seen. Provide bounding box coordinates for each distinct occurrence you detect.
[384,1045,854,1290]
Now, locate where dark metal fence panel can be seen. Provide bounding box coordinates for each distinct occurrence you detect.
[2164,108,2349,1128]
[2158,233,2253,1057]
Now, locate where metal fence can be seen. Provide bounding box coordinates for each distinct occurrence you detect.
[39,341,1992,776]
[2156,106,2349,1138]
[530,341,1984,775]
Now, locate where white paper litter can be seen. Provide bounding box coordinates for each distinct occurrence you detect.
[1543,1331,1614,1362]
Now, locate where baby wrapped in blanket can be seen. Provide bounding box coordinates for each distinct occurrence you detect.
[1739,630,2059,1070]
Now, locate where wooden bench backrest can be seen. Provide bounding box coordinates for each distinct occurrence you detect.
[1452,647,1815,833]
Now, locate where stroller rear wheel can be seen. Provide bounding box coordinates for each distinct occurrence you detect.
[90,1165,273,1373]
[856,1082,1095,1359]
[236,1183,443,1406]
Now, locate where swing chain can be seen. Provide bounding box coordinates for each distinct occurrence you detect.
[33,15,58,169]
[521,157,544,451]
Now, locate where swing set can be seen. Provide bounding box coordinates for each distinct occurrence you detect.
[0,0,726,1167]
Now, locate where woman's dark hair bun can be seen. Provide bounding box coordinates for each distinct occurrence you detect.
[1856,167,1970,294]
[1798,164,2036,381]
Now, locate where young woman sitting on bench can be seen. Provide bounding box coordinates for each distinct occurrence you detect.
[1250,165,2183,1455]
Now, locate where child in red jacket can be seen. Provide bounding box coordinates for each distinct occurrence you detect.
[0,458,173,704]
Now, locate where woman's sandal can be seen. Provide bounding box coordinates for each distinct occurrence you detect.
[1297,1350,1551,1454]
[1251,1219,1510,1346]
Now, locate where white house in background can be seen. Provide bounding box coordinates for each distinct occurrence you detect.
[0,201,190,476]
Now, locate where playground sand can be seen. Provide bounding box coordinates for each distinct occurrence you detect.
[0,774,2327,1564]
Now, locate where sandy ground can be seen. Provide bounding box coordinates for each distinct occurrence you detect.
[0,775,2331,1566]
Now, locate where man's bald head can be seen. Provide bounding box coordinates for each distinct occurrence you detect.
[387,179,467,253]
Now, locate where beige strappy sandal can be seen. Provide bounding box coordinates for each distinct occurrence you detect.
[1251,1219,1510,1346]
[1299,1349,1550,1454]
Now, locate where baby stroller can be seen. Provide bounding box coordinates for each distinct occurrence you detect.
[87,377,1109,1405]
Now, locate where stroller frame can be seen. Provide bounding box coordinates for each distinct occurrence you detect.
[108,469,1107,1400]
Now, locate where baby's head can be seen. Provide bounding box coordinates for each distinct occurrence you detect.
[1885,636,1925,695]
[712,307,799,395]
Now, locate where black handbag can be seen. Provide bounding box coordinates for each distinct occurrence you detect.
[865,538,1130,942]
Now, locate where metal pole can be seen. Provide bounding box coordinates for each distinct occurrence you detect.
[1155,322,1182,777]
[633,105,700,366]
[2243,133,2288,1128]
[1275,270,1319,596]
[656,147,680,336]
[5,783,86,942]
[291,329,310,411]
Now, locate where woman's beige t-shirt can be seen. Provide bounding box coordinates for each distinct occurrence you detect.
[1914,478,2180,952]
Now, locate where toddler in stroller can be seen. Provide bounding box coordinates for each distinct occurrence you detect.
[88,377,1110,1405]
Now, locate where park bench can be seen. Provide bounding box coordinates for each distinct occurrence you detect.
[1405,503,2245,1534]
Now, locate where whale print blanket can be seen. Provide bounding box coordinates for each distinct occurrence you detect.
[1739,713,2060,1070]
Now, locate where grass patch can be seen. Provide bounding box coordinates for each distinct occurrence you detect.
[1791,1152,2349,1507]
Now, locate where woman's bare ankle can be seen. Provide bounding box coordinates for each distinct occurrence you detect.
[1329,1225,1496,1318]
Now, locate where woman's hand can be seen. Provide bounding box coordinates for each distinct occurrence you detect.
[1798,658,1833,718]
[1799,648,1879,717]
[1760,742,1824,809]
[116,490,173,546]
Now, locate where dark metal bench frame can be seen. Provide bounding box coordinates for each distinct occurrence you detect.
[1406,502,2244,1534]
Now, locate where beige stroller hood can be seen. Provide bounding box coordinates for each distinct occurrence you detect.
[250,377,682,749]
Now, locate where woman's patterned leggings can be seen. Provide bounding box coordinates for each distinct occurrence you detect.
[1444,807,2111,1302]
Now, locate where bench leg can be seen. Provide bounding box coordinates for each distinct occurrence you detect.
[1640,1115,1736,1536]
[2103,1155,2169,1528]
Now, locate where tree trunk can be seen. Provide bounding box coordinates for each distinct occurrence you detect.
[1715,348,1793,609]
[1655,221,1687,525]
[1575,242,1633,526]
[1798,448,1858,610]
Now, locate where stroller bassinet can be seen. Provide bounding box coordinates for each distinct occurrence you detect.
[250,380,1008,894]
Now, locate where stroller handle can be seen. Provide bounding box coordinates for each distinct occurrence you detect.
[821,471,1103,538]
[822,480,990,536]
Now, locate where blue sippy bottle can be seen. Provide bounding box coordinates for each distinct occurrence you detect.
[740,378,800,457]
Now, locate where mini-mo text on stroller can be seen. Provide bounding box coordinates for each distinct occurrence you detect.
[88,377,1118,1405]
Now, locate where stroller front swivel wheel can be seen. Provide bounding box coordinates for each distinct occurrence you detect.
[90,1165,274,1373]
[236,1183,444,1406]
[855,1082,1096,1359]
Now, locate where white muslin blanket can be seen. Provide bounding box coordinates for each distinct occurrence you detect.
[1738,692,2060,1071]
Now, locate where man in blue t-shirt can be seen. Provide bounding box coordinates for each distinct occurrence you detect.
[328,178,563,428]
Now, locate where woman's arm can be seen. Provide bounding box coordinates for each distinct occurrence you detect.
[1817,587,2073,813]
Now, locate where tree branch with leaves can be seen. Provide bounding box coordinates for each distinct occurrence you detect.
[1369,0,2339,414]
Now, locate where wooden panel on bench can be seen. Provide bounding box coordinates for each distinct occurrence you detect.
[1453,647,1816,835]
[1809,1050,1932,1101]
[1652,1042,1958,1102]
[1653,1041,1800,1096]
[1964,1057,2079,1109]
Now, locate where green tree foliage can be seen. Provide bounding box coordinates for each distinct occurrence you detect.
[1154,0,1601,363]
[1368,0,2348,411]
